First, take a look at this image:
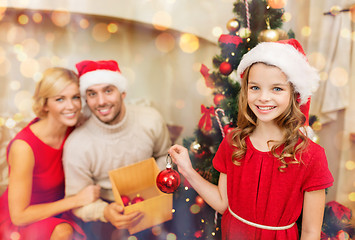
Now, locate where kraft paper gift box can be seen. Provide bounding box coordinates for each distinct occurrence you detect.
[109,158,173,234]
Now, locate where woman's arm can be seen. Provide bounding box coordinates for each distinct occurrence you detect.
[169,145,228,213]
[300,189,325,240]
[8,140,99,226]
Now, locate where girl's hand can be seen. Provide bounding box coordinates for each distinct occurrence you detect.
[75,185,101,207]
[168,144,193,177]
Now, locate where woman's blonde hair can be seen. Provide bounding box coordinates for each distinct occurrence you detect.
[230,62,309,171]
[32,67,79,118]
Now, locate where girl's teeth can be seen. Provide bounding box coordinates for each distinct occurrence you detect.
[258,106,274,110]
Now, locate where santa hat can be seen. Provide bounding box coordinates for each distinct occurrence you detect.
[76,60,127,97]
[237,39,320,129]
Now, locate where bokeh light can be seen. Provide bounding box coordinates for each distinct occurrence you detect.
[155,32,175,53]
[196,78,213,96]
[0,59,11,76]
[18,14,29,25]
[9,231,20,240]
[5,118,16,129]
[13,113,24,122]
[7,25,27,43]
[282,12,292,22]
[349,192,355,202]
[319,72,328,81]
[175,99,185,109]
[0,117,4,127]
[190,204,201,214]
[92,23,111,42]
[79,18,90,29]
[345,161,355,171]
[151,226,162,236]
[45,32,55,42]
[179,33,199,53]
[9,81,21,91]
[107,23,118,33]
[22,38,40,58]
[51,9,71,27]
[329,67,348,87]
[308,52,326,71]
[127,236,137,240]
[301,26,311,37]
[340,28,351,39]
[212,26,223,38]
[166,233,177,240]
[20,58,39,78]
[152,11,171,31]
[14,90,33,112]
[32,12,42,23]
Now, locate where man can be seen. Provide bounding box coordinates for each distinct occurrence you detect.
[63,60,171,239]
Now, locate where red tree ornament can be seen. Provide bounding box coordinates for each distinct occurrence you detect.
[219,61,233,76]
[213,93,225,105]
[121,195,131,206]
[131,195,144,204]
[156,155,181,193]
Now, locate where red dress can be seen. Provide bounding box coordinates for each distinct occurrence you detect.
[0,118,85,240]
[213,135,334,240]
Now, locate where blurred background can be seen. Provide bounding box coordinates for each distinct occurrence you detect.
[0,0,354,239]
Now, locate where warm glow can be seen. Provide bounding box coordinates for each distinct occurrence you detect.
[92,23,111,42]
[0,59,11,76]
[308,52,326,71]
[45,33,55,42]
[22,38,40,58]
[190,204,201,214]
[20,58,39,78]
[301,26,312,37]
[13,113,24,122]
[179,33,199,53]
[340,28,351,39]
[51,9,71,27]
[349,192,355,202]
[79,18,90,29]
[282,12,292,22]
[0,117,4,127]
[268,0,287,9]
[152,11,171,31]
[107,23,118,33]
[329,67,348,87]
[127,236,137,240]
[212,26,223,37]
[196,78,213,96]
[175,99,185,109]
[319,72,328,81]
[166,233,177,240]
[345,161,355,170]
[14,91,33,112]
[5,118,16,129]
[155,32,175,53]
[9,81,21,91]
[7,25,27,43]
[18,14,29,25]
[151,226,162,236]
[32,12,42,23]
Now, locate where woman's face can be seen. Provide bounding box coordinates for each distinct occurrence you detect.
[247,63,292,126]
[44,82,81,127]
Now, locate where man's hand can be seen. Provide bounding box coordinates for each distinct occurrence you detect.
[103,202,144,229]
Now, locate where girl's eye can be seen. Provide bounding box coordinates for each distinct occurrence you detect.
[55,98,64,102]
[274,87,282,91]
[250,86,259,90]
[73,95,81,100]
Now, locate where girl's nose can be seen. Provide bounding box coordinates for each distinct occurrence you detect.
[259,90,271,102]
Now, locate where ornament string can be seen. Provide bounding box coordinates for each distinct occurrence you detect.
[215,108,226,138]
[245,0,250,30]
[166,154,172,168]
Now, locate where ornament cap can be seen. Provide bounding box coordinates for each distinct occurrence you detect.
[166,154,172,169]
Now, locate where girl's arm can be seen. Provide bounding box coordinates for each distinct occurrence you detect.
[169,145,228,214]
[8,140,100,226]
[300,189,325,240]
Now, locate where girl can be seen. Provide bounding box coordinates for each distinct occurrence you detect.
[0,68,100,240]
[169,39,334,240]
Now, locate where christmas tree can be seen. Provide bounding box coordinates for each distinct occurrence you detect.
[173,0,294,239]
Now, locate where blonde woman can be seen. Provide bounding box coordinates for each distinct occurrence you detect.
[0,68,100,240]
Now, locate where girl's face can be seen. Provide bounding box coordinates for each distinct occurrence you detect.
[247,63,291,125]
[44,82,81,127]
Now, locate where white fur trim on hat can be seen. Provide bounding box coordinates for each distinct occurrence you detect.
[237,42,320,105]
[79,69,127,97]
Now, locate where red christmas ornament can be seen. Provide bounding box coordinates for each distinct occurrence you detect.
[219,61,233,76]
[131,195,144,204]
[213,93,225,105]
[156,155,181,193]
[195,195,205,207]
[121,195,131,206]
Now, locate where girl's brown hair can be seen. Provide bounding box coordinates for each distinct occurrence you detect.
[230,63,309,171]
[32,67,79,118]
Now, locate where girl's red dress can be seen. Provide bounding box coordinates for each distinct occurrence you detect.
[213,135,334,240]
[0,118,85,240]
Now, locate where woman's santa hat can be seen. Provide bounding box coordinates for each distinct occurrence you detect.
[76,60,127,97]
[237,39,320,129]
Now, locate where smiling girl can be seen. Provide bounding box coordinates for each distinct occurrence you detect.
[169,39,333,240]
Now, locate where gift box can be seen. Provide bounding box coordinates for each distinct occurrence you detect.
[109,158,173,234]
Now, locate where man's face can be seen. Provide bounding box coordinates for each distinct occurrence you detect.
[85,84,126,125]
